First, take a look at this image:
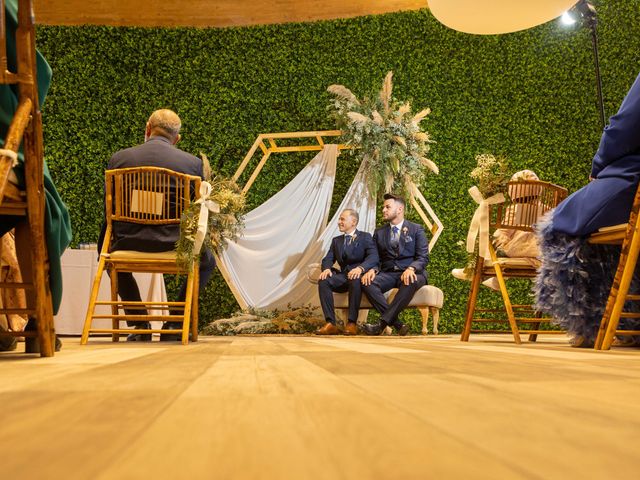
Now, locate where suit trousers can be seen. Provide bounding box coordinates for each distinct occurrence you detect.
[362,271,426,327]
[116,249,216,326]
[318,272,363,324]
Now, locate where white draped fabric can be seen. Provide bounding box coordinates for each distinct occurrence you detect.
[217,144,376,309]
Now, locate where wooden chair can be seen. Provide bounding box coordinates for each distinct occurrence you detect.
[460,180,568,344]
[81,167,201,345]
[0,0,56,356]
[590,182,640,350]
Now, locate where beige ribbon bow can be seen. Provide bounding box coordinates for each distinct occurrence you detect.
[0,149,18,167]
[193,181,220,254]
[466,186,505,260]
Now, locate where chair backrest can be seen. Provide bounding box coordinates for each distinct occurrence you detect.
[493,180,568,232]
[105,166,201,226]
[0,0,40,207]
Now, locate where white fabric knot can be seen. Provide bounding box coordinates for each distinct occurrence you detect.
[466,186,505,259]
[193,181,220,254]
[0,148,18,167]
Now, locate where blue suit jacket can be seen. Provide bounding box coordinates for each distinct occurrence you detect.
[321,230,378,273]
[373,220,429,274]
[553,72,640,236]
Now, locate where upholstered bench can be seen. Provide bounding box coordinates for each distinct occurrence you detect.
[307,264,444,335]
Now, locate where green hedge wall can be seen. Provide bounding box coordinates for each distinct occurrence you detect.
[35,1,640,333]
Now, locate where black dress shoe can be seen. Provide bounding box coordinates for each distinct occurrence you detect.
[126,322,152,342]
[396,323,410,336]
[25,335,63,353]
[363,323,384,336]
[23,318,63,352]
[160,322,184,342]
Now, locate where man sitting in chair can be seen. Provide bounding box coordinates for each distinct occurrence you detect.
[98,109,215,341]
[361,193,429,336]
[316,209,378,335]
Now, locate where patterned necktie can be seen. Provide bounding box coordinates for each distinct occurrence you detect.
[344,234,352,247]
[390,226,399,249]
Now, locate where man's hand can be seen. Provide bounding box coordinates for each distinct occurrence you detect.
[318,269,333,281]
[361,269,376,286]
[401,267,417,286]
[347,266,363,280]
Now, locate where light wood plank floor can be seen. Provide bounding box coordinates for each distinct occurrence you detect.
[2,334,640,479]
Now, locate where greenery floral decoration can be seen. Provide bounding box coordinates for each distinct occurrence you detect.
[176,160,246,269]
[470,153,510,197]
[460,153,511,275]
[327,71,437,198]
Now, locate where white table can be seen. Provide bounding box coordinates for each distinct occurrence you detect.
[54,249,168,335]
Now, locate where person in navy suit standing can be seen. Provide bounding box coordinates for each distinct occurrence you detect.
[361,193,429,336]
[316,209,379,335]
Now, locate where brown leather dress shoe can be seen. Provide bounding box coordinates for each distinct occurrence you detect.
[316,322,339,335]
[344,322,358,336]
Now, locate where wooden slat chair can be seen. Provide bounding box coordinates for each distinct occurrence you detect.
[460,180,568,344]
[589,182,640,350]
[0,0,56,356]
[81,167,201,345]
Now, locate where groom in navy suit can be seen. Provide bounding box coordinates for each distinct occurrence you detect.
[361,193,429,335]
[316,209,379,335]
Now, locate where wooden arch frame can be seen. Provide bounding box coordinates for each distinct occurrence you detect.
[231,130,444,251]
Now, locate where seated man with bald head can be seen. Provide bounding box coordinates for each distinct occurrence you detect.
[98,109,216,341]
[316,209,378,335]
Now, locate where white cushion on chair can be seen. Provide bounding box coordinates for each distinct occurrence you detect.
[402,285,444,308]
[306,263,444,309]
[484,256,540,268]
[107,250,177,261]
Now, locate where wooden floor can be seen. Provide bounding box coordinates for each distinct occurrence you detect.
[2,334,640,479]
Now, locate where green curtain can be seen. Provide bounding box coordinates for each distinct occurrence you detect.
[1,0,71,314]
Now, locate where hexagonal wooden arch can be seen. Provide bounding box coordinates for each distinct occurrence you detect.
[232,130,444,250]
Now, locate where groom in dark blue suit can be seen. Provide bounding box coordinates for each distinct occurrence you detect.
[362,193,429,336]
[316,209,378,335]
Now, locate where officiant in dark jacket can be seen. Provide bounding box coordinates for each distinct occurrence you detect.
[361,193,429,336]
[98,109,215,341]
[316,209,378,335]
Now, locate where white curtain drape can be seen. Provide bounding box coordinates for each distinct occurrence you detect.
[216,145,376,310]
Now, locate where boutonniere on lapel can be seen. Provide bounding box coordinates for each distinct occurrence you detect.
[402,226,413,242]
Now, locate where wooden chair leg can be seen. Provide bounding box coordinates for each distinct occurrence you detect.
[81,256,107,345]
[15,222,54,356]
[191,267,199,342]
[181,270,195,345]
[461,257,484,341]
[491,250,521,345]
[419,307,429,335]
[528,311,542,342]
[110,265,120,342]
[595,225,640,349]
[430,307,440,335]
[599,230,640,350]
[356,309,369,326]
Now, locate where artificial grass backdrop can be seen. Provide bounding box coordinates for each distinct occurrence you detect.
[36,1,640,332]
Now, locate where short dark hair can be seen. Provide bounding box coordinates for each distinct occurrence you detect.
[383,193,405,207]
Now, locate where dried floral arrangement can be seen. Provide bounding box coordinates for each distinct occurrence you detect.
[327,71,437,197]
[175,158,246,269]
[470,153,510,197]
[460,153,510,275]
